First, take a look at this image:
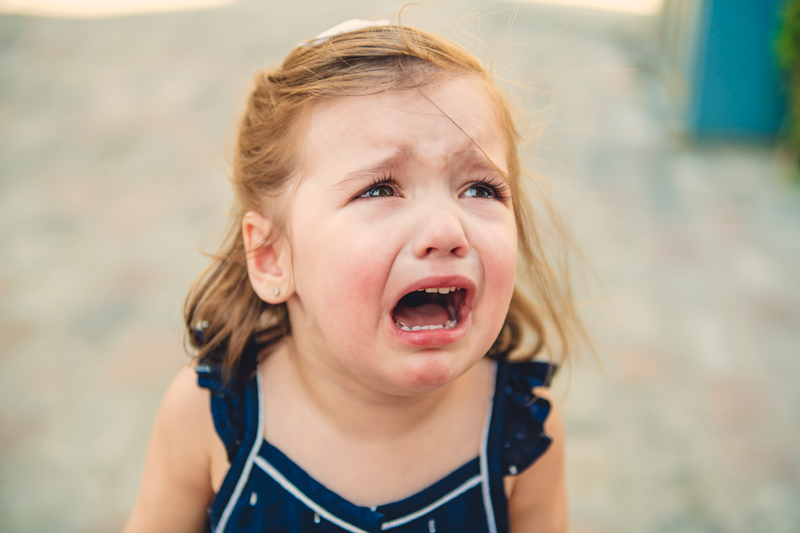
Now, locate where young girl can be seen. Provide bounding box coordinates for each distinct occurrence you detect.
[124,18,581,533]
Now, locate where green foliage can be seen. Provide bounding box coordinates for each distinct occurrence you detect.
[776,0,800,72]
[776,0,800,156]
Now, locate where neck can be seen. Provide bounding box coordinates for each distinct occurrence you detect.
[263,338,486,442]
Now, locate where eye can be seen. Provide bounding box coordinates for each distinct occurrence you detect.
[355,175,399,200]
[361,184,395,198]
[461,177,508,202]
[463,184,495,199]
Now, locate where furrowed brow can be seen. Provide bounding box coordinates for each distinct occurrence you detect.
[331,148,414,190]
[451,146,507,179]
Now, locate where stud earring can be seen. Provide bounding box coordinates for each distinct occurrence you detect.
[272,287,280,297]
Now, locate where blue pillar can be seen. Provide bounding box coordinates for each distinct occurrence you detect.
[690,0,787,138]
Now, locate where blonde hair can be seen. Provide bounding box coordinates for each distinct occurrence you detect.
[185,23,583,378]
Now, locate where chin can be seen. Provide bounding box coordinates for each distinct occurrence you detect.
[389,351,469,394]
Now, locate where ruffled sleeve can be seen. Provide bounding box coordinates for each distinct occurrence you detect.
[195,361,249,462]
[499,361,557,476]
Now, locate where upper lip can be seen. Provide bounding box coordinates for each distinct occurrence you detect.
[390,274,477,314]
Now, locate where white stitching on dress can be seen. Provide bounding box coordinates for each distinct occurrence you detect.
[479,361,498,533]
[253,456,371,533]
[380,475,482,530]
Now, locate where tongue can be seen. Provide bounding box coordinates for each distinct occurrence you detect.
[393,302,450,328]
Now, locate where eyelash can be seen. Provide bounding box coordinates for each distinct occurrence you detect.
[355,175,400,200]
[354,174,509,202]
[468,177,509,202]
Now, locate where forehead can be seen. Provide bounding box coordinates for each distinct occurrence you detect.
[301,76,509,179]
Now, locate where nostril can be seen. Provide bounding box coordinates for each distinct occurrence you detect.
[413,215,469,258]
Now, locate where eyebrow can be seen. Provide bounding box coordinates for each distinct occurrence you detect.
[331,148,414,191]
[330,143,506,191]
[449,145,506,177]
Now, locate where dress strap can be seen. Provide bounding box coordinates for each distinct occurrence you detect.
[195,345,263,532]
[195,361,249,461]
[498,360,556,477]
[485,359,558,533]
[194,341,261,460]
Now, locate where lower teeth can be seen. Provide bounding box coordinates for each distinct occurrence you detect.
[395,320,458,331]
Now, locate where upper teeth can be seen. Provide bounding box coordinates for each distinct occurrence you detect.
[419,287,459,294]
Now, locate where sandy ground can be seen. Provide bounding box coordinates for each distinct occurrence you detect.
[1,1,799,531]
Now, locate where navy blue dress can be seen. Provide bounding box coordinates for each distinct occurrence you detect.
[196,357,556,533]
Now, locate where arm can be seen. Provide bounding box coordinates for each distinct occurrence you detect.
[506,389,568,533]
[123,365,227,533]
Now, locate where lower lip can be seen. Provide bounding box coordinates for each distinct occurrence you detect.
[388,315,470,347]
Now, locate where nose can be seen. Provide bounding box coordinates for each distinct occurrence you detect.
[410,204,469,259]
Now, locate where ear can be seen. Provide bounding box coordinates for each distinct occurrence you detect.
[242,211,294,304]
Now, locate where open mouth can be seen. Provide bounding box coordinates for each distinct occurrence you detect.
[392,287,466,331]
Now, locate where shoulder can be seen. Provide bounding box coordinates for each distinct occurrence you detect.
[161,364,214,428]
[159,364,229,490]
[123,364,227,533]
[145,363,222,484]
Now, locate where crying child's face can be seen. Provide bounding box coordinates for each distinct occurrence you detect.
[284,76,518,395]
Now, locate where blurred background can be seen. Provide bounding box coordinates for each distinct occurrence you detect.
[1,0,799,531]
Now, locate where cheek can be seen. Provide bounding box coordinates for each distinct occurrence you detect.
[293,220,393,350]
[478,220,518,323]
[487,249,517,292]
